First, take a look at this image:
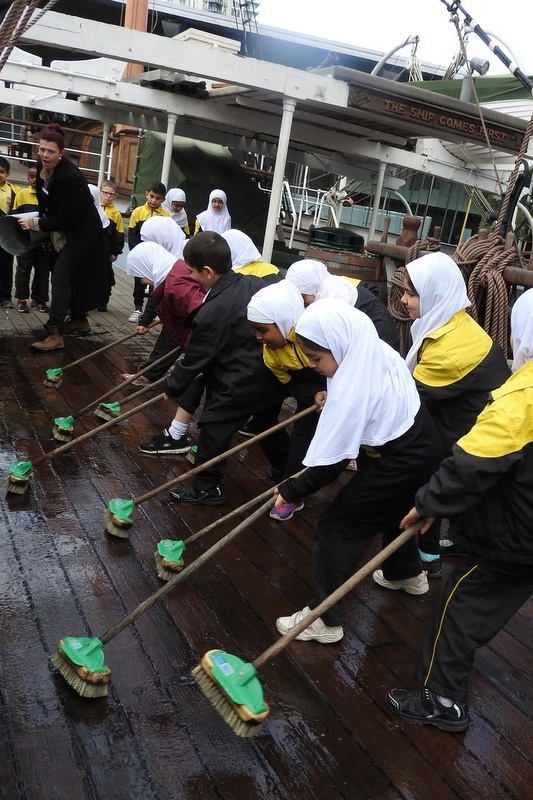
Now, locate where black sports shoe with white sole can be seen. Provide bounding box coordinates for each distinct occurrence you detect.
[139,429,190,455]
[387,687,468,732]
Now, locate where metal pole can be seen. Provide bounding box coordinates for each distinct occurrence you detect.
[368,161,386,241]
[262,97,297,263]
[160,112,177,188]
[97,121,111,187]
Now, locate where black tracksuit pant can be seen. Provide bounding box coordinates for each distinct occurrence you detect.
[15,245,50,303]
[417,558,533,702]
[193,401,289,492]
[310,406,442,626]
[144,328,182,381]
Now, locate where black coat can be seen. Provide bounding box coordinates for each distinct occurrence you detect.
[165,271,285,422]
[36,157,109,312]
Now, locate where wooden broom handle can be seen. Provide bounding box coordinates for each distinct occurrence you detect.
[132,404,317,505]
[62,320,161,372]
[183,468,305,546]
[33,393,167,466]
[73,345,182,417]
[100,497,274,644]
[253,523,422,669]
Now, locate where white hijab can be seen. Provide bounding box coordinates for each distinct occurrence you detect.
[126,241,175,289]
[222,229,262,269]
[88,184,110,228]
[405,252,471,373]
[247,280,305,340]
[296,299,420,466]
[286,259,359,305]
[163,187,188,229]
[140,215,186,259]
[511,289,533,372]
[196,189,232,233]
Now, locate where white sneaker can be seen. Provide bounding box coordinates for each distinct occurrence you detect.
[372,569,429,595]
[128,309,141,323]
[275,606,344,643]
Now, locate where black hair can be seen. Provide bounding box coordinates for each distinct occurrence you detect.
[295,333,331,353]
[147,181,166,197]
[183,231,232,275]
[0,156,10,172]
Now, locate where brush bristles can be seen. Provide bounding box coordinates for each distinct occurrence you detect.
[104,508,131,538]
[50,652,109,698]
[154,553,184,581]
[191,665,263,738]
[43,378,62,389]
[5,478,29,495]
[93,408,115,422]
[52,426,73,443]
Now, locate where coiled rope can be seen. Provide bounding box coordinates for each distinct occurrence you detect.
[447,9,533,352]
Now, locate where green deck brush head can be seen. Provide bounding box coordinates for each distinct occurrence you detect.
[6,460,34,494]
[104,498,136,538]
[43,368,63,388]
[192,650,269,738]
[52,415,75,442]
[51,636,111,699]
[93,401,122,422]
[154,538,186,580]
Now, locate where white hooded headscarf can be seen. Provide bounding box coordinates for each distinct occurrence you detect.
[163,187,188,229]
[286,259,358,305]
[247,280,305,340]
[126,241,175,289]
[88,184,110,228]
[196,189,232,233]
[296,299,420,466]
[404,252,471,373]
[222,229,262,270]
[140,215,186,259]
[511,288,533,372]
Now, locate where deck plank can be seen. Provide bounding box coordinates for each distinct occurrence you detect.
[1,267,533,799]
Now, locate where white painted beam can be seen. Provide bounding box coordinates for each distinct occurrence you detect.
[20,11,351,107]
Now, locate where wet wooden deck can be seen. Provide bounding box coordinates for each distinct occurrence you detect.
[1,266,532,800]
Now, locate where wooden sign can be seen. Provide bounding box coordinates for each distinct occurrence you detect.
[348,85,524,152]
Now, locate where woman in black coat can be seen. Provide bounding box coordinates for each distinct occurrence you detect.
[19,124,109,351]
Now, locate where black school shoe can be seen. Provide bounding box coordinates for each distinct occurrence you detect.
[139,429,190,455]
[169,486,226,505]
[387,687,468,732]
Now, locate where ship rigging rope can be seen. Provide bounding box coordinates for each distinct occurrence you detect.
[445,9,533,352]
[0,0,61,75]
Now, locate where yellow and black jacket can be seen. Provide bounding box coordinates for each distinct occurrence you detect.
[234,260,279,279]
[263,327,326,398]
[263,328,309,384]
[12,185,37,213]
[416,362,533,563]
[413,310,510,453]
[0,180,19,215]
[127,203,169,249]
[103,203,125,257]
